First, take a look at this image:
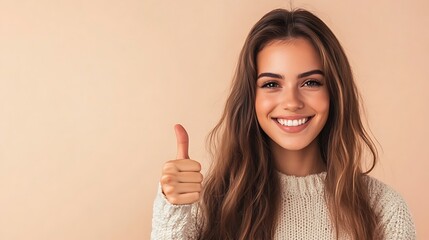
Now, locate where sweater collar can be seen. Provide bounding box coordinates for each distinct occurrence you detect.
[277,171,326,196]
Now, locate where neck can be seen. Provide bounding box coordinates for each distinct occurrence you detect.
[271,139,326,177]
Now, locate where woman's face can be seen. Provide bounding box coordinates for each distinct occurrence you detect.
[255,38,329,152]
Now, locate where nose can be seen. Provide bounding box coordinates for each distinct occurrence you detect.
[281,87,304,111]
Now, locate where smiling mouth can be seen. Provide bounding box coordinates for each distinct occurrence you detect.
[275,116,313,127]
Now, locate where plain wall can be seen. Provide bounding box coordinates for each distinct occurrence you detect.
[0,0,428,239]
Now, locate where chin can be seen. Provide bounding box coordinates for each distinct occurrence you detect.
[273,139,317,152]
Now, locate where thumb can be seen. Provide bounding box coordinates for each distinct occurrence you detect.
[174,124,189,159]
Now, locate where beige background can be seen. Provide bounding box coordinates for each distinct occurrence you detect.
[0,0,427,239]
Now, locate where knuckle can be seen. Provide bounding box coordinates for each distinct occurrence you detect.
[168,196,179,205]
[162,161,177,173]
[160,174,175,185]
[162,185,174,195]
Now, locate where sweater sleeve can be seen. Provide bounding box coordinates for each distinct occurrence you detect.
[151,184,200,240]
[378,186,417,239]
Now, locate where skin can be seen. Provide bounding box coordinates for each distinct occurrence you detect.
[160,124,203,205]
[255,38,329,176]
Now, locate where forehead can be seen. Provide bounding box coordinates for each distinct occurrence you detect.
[256,38,322,74]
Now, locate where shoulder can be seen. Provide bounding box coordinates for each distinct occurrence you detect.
[362,174,410,217]
[362,175,417,239]
[363,174,403,206]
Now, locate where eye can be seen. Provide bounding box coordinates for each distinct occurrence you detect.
[302,80,322,88]
[261,81,280,88]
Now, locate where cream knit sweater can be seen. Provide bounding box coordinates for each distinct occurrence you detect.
[151,172,416,239]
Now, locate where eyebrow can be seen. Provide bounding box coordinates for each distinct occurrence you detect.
[257,69,325,79]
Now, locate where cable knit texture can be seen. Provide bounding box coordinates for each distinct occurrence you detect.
[151,172,416,239]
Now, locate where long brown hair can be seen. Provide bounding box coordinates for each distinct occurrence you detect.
[199,8,381,239]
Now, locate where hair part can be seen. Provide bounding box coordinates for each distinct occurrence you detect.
[199,8,382,239]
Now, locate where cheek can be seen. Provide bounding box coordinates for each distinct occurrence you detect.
[255,93,276,117]
[309,91,330,114]
[318,96,330,125]
[321,92,330,113]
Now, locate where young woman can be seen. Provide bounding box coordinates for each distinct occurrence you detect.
[151,8,416,240]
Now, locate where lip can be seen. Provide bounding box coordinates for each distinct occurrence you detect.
[273,115,313,133]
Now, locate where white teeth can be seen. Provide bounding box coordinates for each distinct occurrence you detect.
[277,117,308,127]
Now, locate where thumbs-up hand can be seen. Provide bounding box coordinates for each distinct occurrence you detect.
[160,124,203,205]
